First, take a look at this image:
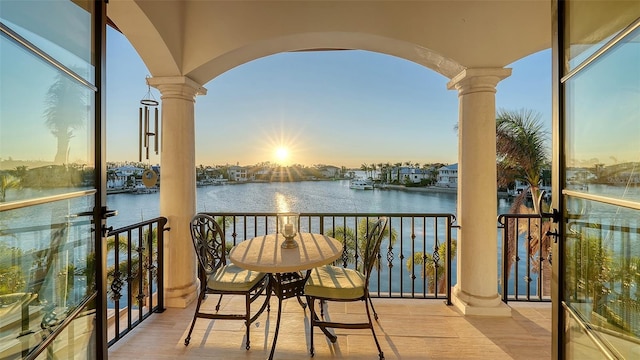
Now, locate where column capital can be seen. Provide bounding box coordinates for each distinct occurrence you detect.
[447,68,512,95]
[147,76,207,101]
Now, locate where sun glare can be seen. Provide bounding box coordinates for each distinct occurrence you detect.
[276,147,289,164]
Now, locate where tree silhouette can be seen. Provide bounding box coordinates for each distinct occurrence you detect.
[44,72,86,164]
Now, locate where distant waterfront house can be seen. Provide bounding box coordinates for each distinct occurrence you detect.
[508,178,553,200]
[252,166,271,181]
[387,166,432,184]
[203,166,222,180]
[318,165,341,178]
[227,166,248,181]
[107,165,144,189]
[270,168,290,181]
[389,166,407,182]
[436,164,458,188]
[573,163,640,185]
[608,163,640,185]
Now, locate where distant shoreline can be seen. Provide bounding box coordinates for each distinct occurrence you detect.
[380,184,511,198]
[145,179,511,198]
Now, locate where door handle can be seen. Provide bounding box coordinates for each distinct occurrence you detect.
[101,207,118,218]
[541,208,561,223]
[546,230,560,243]
[71,211,94,218]
[71,207,118,219]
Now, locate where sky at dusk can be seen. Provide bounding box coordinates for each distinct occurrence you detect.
[106,27,551,169]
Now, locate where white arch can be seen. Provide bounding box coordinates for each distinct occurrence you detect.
[187,32,465,85]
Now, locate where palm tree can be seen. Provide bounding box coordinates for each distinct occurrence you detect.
[394,162,402,183]
[496,108,551,285]
[403,161,413,183]
[0,173,20,202]
[10,166,28,182]
[360,163,368,178]
[44,72,87,164]
[496,108,549,208]
[407,239,457,294]
[327,218,397,269]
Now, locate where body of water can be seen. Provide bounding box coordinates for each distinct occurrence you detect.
[107,179,515,229]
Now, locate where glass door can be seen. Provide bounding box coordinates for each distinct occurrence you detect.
[0,1,106,358]
[557,1,640,358]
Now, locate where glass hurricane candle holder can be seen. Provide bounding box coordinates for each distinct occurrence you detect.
[278,212,299,249]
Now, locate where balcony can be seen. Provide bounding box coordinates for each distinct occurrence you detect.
[0,210,553,358]
[107,296,551,359]
[105,212,552,359]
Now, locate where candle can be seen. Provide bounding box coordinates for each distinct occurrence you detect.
[284,223,294,237]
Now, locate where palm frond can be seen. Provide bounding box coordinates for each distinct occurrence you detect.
[496,108,549,188]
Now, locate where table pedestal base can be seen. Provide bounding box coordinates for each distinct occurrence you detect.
[267,272,308,360]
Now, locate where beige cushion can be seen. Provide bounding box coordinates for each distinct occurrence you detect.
[207,264,265,292]
[304,265,365,299]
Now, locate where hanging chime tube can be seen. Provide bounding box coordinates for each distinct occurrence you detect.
[144,106,149,148]
[154,107,159,154]
[138,107,143,162]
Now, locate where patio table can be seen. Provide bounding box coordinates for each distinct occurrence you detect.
[229,233,342,360]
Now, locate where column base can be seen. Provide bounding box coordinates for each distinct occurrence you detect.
[452,285,512,317]
[165,280,199,308]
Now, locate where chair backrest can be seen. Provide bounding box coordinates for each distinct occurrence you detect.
[361,217,388,284]
[190,214,226,276]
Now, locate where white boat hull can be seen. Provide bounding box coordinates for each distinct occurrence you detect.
[349,180,374,190]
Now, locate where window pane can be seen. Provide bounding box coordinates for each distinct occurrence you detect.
[0,196,95,358]
[0,33,95,202]
[564,1,640,72]
[33,301,96,360]
[0,0,95,84]
[564,27,640,202]
[563,196,640,358]
[564,310,609,360]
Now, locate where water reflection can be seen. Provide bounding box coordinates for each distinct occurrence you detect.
[275,191,290,213]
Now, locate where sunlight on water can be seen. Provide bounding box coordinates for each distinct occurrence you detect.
[275,191,291,213]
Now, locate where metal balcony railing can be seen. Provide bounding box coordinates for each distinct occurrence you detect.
[2,210,560,353]
[498,212,553,303]
[0,215,168,355]
[106,217,168,346]
[204,212,456,303]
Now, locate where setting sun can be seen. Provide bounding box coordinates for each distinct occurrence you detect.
[275,147,289,164]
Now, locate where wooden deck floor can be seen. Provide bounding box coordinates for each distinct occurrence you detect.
[108,296,552,359]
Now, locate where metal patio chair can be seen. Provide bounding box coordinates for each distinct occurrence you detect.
[304,217,388,359]
[184,213,270,350]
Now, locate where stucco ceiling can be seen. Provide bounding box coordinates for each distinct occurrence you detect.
[108,0,552,85]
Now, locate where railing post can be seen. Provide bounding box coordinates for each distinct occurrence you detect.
[157,218,167,312]
[500,215,508,304]
[446,215,454,305]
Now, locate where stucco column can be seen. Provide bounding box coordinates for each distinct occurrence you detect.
[147,76,207,308]
[447,68,512,316]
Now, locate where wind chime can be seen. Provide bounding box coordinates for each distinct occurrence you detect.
[139,84,159,161]
[139,84,159,188]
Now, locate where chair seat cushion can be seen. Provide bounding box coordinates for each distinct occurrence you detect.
[207,264,265,292]
[304,265,365,299]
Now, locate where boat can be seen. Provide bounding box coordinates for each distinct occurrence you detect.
[349,178,374,190]
[133,183,158,194]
